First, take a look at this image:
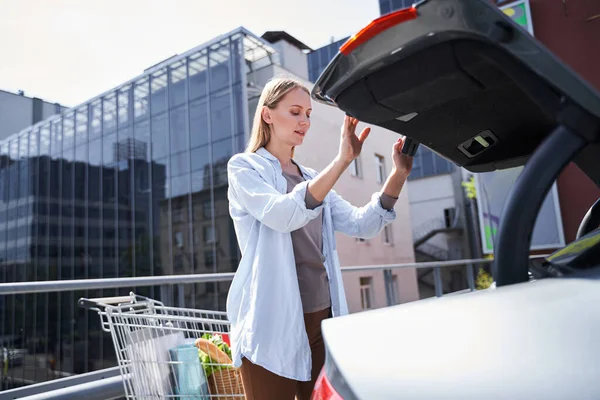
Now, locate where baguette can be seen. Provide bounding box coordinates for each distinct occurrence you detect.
[194,338,233,365]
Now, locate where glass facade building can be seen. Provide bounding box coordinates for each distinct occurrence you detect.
[307,37,349,83]
[0,28,279,388]
[379,0,415,15]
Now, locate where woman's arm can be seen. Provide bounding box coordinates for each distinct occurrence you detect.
[228,155,325,233]
[382,137,412,200]
[329,136,414,238]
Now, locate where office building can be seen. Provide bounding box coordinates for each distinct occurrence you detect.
[0,28,271,387]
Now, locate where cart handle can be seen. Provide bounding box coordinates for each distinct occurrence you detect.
[78,295,134,310]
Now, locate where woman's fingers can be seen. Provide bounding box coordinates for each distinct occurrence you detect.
[358,127,371,143]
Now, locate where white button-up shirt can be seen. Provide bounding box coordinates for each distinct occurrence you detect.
[226,147,397,381]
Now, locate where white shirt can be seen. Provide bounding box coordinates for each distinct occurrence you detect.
[226,147,397,381]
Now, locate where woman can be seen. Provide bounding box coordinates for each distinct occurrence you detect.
[226,77,413,399]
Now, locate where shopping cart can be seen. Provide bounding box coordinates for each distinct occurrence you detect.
[79,292,245,399]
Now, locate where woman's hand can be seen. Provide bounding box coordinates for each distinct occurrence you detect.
[337,115,371,165]
[381,137,414,200]
[391,137,413,179]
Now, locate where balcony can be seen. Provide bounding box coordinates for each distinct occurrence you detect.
[0,256,520,399]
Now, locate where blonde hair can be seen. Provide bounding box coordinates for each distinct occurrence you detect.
[245,77,310,157]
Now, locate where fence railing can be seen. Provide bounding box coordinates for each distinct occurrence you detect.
[0,256,546,399]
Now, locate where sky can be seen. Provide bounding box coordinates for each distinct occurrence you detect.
[0,0,380,107]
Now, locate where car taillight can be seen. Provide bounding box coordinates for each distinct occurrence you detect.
[340,6,418,56]
[311,368,344,400]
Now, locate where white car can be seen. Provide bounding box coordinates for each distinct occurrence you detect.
[310,0,600,398]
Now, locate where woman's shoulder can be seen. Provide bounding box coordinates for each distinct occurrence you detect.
[228,152,275,182]
[228,152,268,169]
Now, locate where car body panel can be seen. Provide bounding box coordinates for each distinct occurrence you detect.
[322,271,600,399]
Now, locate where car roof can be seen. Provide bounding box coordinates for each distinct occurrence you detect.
[322,270,600,399]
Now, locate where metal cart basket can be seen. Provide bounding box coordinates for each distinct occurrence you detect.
[79,292,245,399]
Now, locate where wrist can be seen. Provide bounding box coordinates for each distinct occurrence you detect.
[334,155,352,170]
[391,167,409,181]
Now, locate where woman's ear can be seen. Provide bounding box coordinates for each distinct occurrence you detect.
[261,106,272,124]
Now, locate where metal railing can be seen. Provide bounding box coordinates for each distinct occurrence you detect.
[0,256,544,399]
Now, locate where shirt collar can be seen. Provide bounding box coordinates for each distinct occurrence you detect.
[256,147,314,179]
[256,147,277,161]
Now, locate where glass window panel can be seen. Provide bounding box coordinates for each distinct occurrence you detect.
[103,133,116,165]
[421,148,434,177]
[63,113,75,152]
[391,0,404,11]
[170,106,188,154]
[189,52,208,100]
[170,174,189,199]
[151,70,168,116]
[89,138,102,202]
[191,145,210,193]
[0,144,8,203]
[210,89,232,142]
[171,151,189,177]
[40,124,51,155]
[169,61,187,108]
[153,158,169,192]
[133,119,151,160]
[209,45,231,94]
[434,154,452,175]
[19,133,29,159]
[191,145,210,173]
[118,86,131,128]
[29,129,39,157]
[74,159,86,201]
[134,78,150,121]
[190,98,209,148]
[51,120,63,157]
[90,99,102,138]
[89,138,102,166]
[75,145,87,163]
[230,38,243,84]
[103,94,117,135]
[151,113,169,160]
[75,107,88,146]
[212,138,232,166]
[62,154,73,200]
[232,83,244,136]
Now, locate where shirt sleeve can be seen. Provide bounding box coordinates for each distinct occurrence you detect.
[305,187,323,210]
[328,190,397,239]
[379,193,398,211]
[227,155,325,233]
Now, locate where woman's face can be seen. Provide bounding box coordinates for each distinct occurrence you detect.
[262,87,312,148]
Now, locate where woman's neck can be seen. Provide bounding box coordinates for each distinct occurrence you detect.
[265,141,294,169]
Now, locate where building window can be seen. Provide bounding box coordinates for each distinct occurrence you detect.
[383,224,393,245]
[203,225,216,244]
[360,277,374,310]
[349,157,362,178]
[375,154,386,183]
[174,231,184,248]
[203,200,212,219]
